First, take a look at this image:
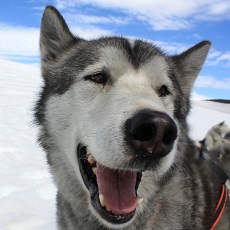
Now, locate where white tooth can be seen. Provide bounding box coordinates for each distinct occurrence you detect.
[92,167,97,175]
[99,194,105,207]
[138,198,144,205]
[87,154,94,164]
[106,207,111,212]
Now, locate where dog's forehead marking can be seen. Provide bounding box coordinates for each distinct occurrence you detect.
[139,55,169,82]
[99,46,130,70]
[128,39,135,49]
[99,46,170,84]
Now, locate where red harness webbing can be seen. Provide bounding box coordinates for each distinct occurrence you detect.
[210,184,229,230]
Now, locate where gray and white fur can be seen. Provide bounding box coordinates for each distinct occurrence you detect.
[35,6,230,230]
[196,122,230,178]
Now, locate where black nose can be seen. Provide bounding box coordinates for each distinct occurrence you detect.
[124,109,177,158]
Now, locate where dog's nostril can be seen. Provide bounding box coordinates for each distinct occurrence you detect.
[133,124,156,142]
[162,125,177,146]
[163,130,176,145]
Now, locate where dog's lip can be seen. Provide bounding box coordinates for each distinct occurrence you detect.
[77,143,142,224]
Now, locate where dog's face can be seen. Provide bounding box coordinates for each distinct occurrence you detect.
[212,121,230,135]
[36,6,211,227]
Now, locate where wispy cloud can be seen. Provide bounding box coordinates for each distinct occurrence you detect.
[186,33,203,40]
[0,24,39,62]
[195,1,230,21]
[0,23,112,62]
[71,26,112,38]
[195,75,230,89]
[64,13,131,26]
[206,49,230,66]
[217,52,230,62]
[191,91,211,100]
[154,40,189,54]
[208,50,222,59]
[55,0,230,30]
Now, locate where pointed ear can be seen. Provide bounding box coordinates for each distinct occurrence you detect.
[219,121,225,126]
[173,41,211,94]
[40,6,77,62]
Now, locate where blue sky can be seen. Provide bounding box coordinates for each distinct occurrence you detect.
[0,0,229,99]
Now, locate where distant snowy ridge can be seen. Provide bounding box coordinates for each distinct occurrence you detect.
[205,99,230,104]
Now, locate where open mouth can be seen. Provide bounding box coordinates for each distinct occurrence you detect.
[77,144,142,224]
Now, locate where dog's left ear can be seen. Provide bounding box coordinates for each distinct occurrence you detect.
[173,41,211,94]
[40,6,78,63]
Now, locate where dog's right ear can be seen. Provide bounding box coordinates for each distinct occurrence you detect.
[172,41,211,96]
[40,6,78,63]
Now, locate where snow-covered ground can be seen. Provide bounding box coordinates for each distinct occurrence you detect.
[0,59,230,230]
[189,100,230,140]
[0,59,56,230]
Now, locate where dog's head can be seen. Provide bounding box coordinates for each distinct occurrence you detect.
[35,6,211,227]
[212,121,230,135]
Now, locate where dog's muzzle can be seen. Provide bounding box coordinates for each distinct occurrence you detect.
[124,109,178,159]
[76,110,177,224]
[77,144,142,224]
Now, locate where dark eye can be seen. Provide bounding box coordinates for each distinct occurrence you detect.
[157,85,170,97]
[84,72,108,85]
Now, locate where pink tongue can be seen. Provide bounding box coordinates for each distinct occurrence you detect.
[96,162,138,214]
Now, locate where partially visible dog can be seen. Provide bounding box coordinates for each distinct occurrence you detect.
[35,6,229,230]
[196,122,230,178]
[205,121,230,151]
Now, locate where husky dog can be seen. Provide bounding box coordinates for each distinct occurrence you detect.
[196,122,230,178]
[35,6,229,230]
[204,121,230,151]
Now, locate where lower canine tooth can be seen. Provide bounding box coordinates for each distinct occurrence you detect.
[106,207,111,212]
[88,154,94,164]
[92,167,97,174]
[99,194,105,207]
[138,198,144,205]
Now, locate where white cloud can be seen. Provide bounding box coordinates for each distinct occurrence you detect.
[0,24,39,61]
[186,33,203,40]
[136,14,190,30]
[71,26,112,38]
[196,1,230,21]
[206,50,230,66]
[209,1,230,15]
[195,75,230,89]
[154,40,189,54]
[205,50,222,66]
[217,52,230,62]
[0,23,112,62]
[64,13,130,26]
[208,50,222,59]
[55,0,230,30]
[191,91,211,100]
[205,60,220,66]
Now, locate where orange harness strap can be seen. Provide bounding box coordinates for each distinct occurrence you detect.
[210,184,229,230]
